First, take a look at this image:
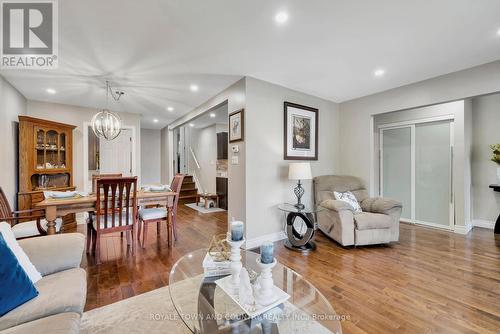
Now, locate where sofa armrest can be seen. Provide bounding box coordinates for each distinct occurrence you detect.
[320,199,355,213]
[361,197,402,215]
[18,233,85,276]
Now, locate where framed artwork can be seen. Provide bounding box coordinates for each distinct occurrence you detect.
[229,109,244,143]
[284,102,318,160]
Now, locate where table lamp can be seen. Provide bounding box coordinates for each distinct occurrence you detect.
[288,162,312,209]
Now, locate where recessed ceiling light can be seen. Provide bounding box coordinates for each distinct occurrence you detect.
[167,106,174,112]
[189,123,194,127]
[190,84,199,92]
[275,11,289,24]
[374,68,385,77]
[210,113,216,118]
[153,119,159,123]
[46,88,56,94]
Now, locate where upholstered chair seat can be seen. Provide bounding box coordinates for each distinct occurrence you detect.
[11,218,63,239]
[138,208,167,221]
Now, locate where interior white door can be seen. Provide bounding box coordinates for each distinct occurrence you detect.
[99,129,132,176]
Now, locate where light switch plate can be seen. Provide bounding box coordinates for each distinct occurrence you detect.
[231,156,239,165]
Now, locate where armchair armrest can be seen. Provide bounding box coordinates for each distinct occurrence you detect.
[320,199,355,213]
[18,233,85,276]
[361,197,402,215]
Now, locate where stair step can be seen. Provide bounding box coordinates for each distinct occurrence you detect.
[180,189,198,197]
[180,187,197,192]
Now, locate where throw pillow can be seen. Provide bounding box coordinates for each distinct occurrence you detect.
[333,191,362,213]
[0,233,39,316]
[0,222,42,283]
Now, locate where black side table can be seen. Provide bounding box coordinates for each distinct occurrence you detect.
[488,185,500,234]
[278,203,324,253]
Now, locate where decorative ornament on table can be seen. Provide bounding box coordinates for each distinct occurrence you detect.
[238,268,256,310]
[254,241,278,306]
[227,220,245,294]
[208,234,230,261]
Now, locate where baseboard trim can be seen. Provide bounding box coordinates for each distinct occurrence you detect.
[454,223,473,235]
[472,219,495,230]
[243,231,287,250]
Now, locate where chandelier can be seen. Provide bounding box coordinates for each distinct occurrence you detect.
[91,81,124,140]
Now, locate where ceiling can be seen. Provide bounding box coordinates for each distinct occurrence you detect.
[187,103,228,130]
[2,0,500,129]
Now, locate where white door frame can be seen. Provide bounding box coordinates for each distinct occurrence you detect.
[378,115,455,230]
[83,123,137,192]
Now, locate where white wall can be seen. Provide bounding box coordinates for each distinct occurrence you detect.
[471,94,500,226]
[26,101,141,190]
[189,125,217,194]
[245,77,340,242]
[141,128,161,184]
[339,60,500,194]
[0,76,27,208]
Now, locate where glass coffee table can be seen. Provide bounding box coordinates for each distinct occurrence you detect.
[169,249,342,334]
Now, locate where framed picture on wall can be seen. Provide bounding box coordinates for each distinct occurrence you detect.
[284,102,318,160]
[229,109,244,143]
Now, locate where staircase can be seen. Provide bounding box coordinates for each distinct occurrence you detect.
[178,175,198,205]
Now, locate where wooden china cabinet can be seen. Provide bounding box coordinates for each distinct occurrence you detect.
[17,116,77,230]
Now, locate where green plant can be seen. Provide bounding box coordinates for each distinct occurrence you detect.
[490,144,500,165]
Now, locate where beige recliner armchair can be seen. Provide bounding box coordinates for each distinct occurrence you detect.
[313,175,402,246]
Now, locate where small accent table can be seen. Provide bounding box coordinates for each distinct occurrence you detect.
[488,184,500,234]
[278,203,324,253]
[196,193,220,209]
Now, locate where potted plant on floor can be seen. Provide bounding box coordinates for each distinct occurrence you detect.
[490,144,500,184]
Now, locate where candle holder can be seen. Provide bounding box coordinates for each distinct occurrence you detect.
[227,237,245,294]
[254,258,277,306]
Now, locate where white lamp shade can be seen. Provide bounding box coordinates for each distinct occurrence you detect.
[288,163,312,180]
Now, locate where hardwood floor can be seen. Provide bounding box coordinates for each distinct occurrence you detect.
[77,206,500,333]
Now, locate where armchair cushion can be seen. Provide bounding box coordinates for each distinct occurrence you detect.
[18,233,85,277]
[0,222,42,283]
[0,312,80,334]
[354,212,392,230]
[333,191,362,213]
[320,199,355,212]
[361,197,402,215]
[0,234,39,317]
[11,218,63,239]
[0,268,86,331]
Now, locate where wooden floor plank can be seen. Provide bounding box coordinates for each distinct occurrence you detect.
[75,206,500,333]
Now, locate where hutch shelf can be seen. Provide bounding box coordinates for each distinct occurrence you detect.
[18,116,77,230]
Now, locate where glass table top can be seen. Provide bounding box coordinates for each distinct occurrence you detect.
[169,249,342,334]
[278,203,325,214]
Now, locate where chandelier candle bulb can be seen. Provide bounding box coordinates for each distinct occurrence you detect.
[260,241,274,264]
[230,221,244,241]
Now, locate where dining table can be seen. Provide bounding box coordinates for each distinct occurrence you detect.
[35,190,178,239]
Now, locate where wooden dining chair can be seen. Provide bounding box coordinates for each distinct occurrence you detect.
[89,177,138,264]
[138,174,184,248]
[91,173,123,193]
[0,187,61,239]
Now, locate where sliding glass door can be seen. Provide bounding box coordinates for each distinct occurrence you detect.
[381,127,412,220]
[380,119,454,229]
